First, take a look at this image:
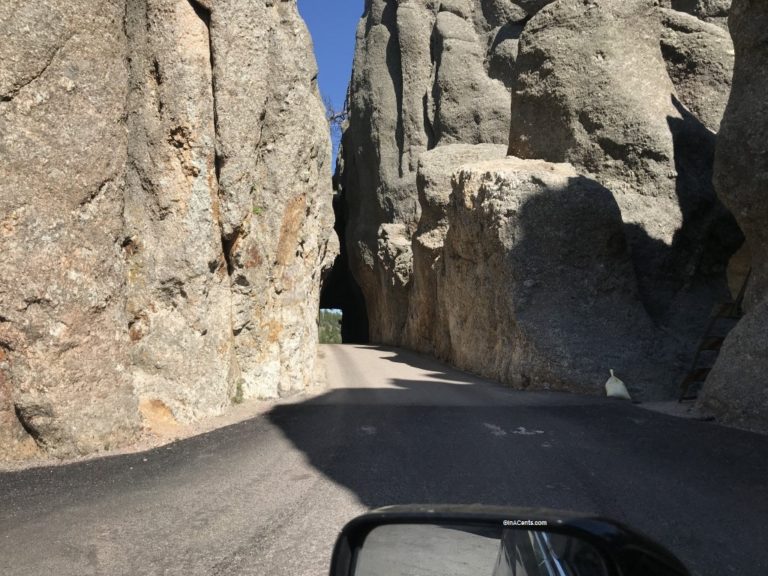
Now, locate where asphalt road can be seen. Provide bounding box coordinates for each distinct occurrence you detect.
[1,344,767,576]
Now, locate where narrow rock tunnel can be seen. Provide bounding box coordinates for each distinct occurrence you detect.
[300,0,370,344]
[319,191,370,344]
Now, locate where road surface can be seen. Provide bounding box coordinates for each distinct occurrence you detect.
[1,345,767,575]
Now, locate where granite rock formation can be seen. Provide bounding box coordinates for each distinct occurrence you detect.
[338,0,519,343]
[665,0,731,27]
[700,0,768,432]
[339,0,740,398]
[0,0,137,461]
[508,0,739,327]
[440,159,661,395]
[0,0,335,460]
[659,8,734,132]
[500,0,740,392]
[403,144,508,358]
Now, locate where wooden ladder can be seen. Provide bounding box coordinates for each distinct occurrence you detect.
[678,270,751,402]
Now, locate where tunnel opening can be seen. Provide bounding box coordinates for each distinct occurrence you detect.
[318,308,343,343]
[320,190,370,344]
[297,0,369,344]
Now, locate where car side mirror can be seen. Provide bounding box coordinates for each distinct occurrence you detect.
[330,506,690,576]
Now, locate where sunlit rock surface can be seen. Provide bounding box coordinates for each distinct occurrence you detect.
[338,0,519,343]
[0,0,336,460]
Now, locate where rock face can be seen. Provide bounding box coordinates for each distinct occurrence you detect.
[0,0,335,460]
[123,0,233,436]
[440,159,660,394]
[700,0,768,432]
[509,0,738,323]
[403,144,508,358]
[665,0,731,27]
[659,8,734,132]
[339,0,518,342]
[0,0,137,460]
[339,0,740,398]
[509,0,681,246]
[210,0,336,399]
[507,0,741,383]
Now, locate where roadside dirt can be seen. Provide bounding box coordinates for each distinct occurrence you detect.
[0,349,330,472]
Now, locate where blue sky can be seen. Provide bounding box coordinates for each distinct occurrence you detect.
[298,0,363,158]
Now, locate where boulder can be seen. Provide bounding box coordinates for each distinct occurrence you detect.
[404,144,508,357]
[440,158,660,395]
[430,11,512,146]
[659,8,734,132]
[509,0,684,257]
[665,0,731,27]
[508,0,740,373]
[473,0,528,28]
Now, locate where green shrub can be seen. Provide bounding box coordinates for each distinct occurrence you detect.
[232,379,244,405]
[318,309,342,344]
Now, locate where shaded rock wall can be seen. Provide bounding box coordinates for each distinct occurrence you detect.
[700,0,768,432]
[340,0,740,398]
[441,158,661,394]
[0,0,335,460]
[506,0,742,396]
[509,0,739,329]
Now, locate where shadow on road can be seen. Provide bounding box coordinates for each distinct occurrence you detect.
[0,346,765,576]
[266,346,768,576]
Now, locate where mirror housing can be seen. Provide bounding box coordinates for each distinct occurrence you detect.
[330,505,690,576]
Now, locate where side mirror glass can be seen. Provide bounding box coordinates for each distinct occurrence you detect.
[353,523,610,576]
[330,507,691,576]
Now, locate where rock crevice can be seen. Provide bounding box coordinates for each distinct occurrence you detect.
[699,0,768,432]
